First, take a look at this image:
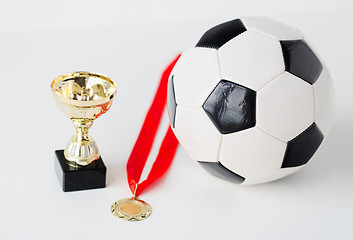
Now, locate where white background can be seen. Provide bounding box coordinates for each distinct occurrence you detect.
[0,0,352,239]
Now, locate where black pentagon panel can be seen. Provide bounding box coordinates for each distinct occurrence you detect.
[196,19,247,50]
[203,80,256,134]
[280,40,323,84]
[282,123,324,168]
[198,161,245,184]
[167,75,177,128]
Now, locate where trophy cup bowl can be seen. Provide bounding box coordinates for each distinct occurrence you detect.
[51,72,116,192]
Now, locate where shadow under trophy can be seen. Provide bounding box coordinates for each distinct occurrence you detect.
[51,72,117,192]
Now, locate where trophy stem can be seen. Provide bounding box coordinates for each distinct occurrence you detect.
[64,119,100,166]
[75,119,92,142]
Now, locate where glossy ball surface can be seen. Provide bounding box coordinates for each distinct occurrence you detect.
[168,17,334,185]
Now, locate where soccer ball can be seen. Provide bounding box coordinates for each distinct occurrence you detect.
[167,17,333,185]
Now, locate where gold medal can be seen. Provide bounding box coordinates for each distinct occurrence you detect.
[110,56,180,222]
[111,197,152,221]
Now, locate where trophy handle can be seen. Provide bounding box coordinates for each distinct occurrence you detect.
[64,119,100,166]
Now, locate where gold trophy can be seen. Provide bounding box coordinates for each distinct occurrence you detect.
[51,72,117,191]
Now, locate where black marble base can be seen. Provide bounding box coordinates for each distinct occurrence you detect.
[55,150,106,192]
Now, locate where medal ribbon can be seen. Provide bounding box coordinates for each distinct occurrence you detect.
[126,55,181,197]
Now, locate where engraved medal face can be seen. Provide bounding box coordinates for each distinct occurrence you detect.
[111,198,152,221]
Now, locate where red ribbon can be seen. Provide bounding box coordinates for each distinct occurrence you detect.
[126,55,181,197]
